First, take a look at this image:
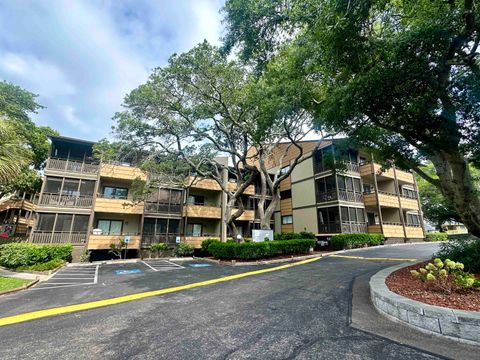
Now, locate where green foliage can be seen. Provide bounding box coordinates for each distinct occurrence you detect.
[0,118,32,183]
[411,258,478,293]
[425,232,448,242]
[0,276,31,292]
[109,239,126,259]
[274,232,315,240]
[17,258,64,272]
[330,234,384,250]
[436,237,480,273]
[0,243,72,269]
[201,238,220,255]
[175,243,195,257]
[150,242,170,257]
[79,249,91,263]
[208,239,315,260]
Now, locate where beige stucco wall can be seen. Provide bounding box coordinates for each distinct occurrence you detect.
[291,179,316,208]
[93,213,142,234]
[293,207,318,233]
[274,212,282,233]
[291,157,313,183]
[377,179,396,193]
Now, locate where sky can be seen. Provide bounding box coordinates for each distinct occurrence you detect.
[0,0,225,141]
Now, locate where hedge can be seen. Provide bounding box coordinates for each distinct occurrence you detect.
[201,238,220,255]
[208,239,315,260]
[425,232,448,242]
[0,243,73,269]
[330,234,384,250]
[274,232,316,240]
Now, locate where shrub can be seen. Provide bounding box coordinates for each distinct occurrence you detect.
[151,243,170,258]
[0,243,73,269]
[425,232,448,242]
[175,243,194,257]
[299,231,316,239]
[17,258,65,272]
[330,234,384,250]
[274,232,316,241]
[201,238,220,255]
[208,239,315,260]
[435,237,480,273]
[411,258,479,293]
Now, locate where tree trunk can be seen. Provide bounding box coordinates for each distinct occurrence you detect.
[431,151,480,238]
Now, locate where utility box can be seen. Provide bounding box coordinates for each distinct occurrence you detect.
[252,229,273,242]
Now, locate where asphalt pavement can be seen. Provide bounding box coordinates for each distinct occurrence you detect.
[0,243,476,359]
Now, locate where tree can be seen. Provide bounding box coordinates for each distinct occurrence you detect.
[0,118,31,184]
[223,0,480,237]
[0,81,57,197]
[112,41,317,238]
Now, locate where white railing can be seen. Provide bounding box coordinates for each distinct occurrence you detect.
[30,231,87,245]
[39,193,93,208]
[46,158,99,174]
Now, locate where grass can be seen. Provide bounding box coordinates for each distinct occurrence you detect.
[0,277,31,293]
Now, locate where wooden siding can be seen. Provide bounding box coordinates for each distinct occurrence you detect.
[94,197,144,214]
[187,176,255,195]
[279,177,291,192]
[227,182,255,195]
[367,224,382,234]
[183,204,221,219]
[0,199,35,213]
[400,197,419,210]
[281,224,294,233]
[280,198,293,215]
[405,227,424,238]
[368,224,406,238]
[183,236,218,248]
[88,235,141,250]
[100,163,147,180]
[363,193,400,208]
[396,169,414,184]
[235,209,255,221]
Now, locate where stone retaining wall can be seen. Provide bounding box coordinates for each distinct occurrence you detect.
[370,263,480,345]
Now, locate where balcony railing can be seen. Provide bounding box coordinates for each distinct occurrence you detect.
[318,222,367,234]
[315,161,359,174]
[39,193,93,208]
[317,190,363,203]
[185,232,220,237]
[145,202,182,213]
[141,233,180,246]
[30,231,87,245]
[46,158,99,174]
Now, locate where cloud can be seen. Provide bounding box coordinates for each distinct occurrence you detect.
[0,0,225,141]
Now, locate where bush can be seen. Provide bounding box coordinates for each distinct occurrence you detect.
[435,237,480,273]
[201,238,220,255]
[274,232,316,241]
[17,258,65,272]
[330,234,384,250]
[0,243,73,269]
[175,243,194,257]
[151,243,170,258]
[425,232,448,242]
[208,239,315,260]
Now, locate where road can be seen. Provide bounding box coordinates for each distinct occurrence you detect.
[0,243,475,359]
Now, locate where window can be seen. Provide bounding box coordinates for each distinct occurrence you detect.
[407,213,420,226]
[186,223,202,236]
[402,187,416,199]
[353,178,362,193]
[97,220,123,235]
[103,187,128,199]
[280,189,292,199]
[282,215,293,224]
[337,176,346,190]
[37,214,56,231]
[62,179,79,196]
[188,194,205,205]
[55,214,73,231]
[346,177,354,192]
[348,207,357,222]
[72,215,89,232]
[341,207,349,222]
[325,176,336,191]
[44,178,62,193]
[356,208,365,223]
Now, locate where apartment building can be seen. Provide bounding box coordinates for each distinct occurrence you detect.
[269,139,425,243]
[0,192,37,238]
[29,136,262,258]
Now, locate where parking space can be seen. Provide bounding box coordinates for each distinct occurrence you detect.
[141,259,185,272]
[32,264,98,290]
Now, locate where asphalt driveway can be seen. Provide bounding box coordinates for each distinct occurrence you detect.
[0,243,475,359]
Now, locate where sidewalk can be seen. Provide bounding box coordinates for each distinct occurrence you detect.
[0,267,46,281]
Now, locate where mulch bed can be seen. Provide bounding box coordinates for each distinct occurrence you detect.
[386,261,480,312]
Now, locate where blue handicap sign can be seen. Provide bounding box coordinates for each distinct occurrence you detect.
[115,269,142,275]
[189,264,212,268]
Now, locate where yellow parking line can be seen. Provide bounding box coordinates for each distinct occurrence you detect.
[0,256,321,327]
[329,254,417,262]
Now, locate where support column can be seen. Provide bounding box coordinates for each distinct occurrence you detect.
[371,155,384,235]
[393,165,408,241]
[220,168,228,242]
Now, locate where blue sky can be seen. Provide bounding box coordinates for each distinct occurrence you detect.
[0,0,224,140]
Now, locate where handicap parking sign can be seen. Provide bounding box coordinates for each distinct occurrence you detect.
[115,269,142,275]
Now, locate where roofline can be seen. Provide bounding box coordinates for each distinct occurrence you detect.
[48,135,97,145]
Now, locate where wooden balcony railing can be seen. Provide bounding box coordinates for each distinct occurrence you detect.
[39,193,93,208]
[30,231,87,245]
[144,202,182,213]
[46,158,99,174]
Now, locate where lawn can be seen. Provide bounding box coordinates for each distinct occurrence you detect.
[0,277,31,293]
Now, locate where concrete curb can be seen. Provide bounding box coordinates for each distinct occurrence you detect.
[370,262,480,346]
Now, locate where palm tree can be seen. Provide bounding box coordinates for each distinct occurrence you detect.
[0,118,31,184]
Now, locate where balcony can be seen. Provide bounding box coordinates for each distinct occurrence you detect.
[183,203,221,219]
[45,158,99,178]
[99,163,147,181]
[400,196,419,210]
[87,234,141,250]
[94,195,144,214]
[368,222,405,237]
[144,202,182,214]
[234,209,255,221]
[183,234,220,248]
[363,191,400,208]
[39,193,93,209]
[360,162,414,183]
[315,161,359,174]
[141,233,180,247]
[405,225,424,238]
[318,222,367,234]
[316,190,363,203]
[30,231,87,245]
